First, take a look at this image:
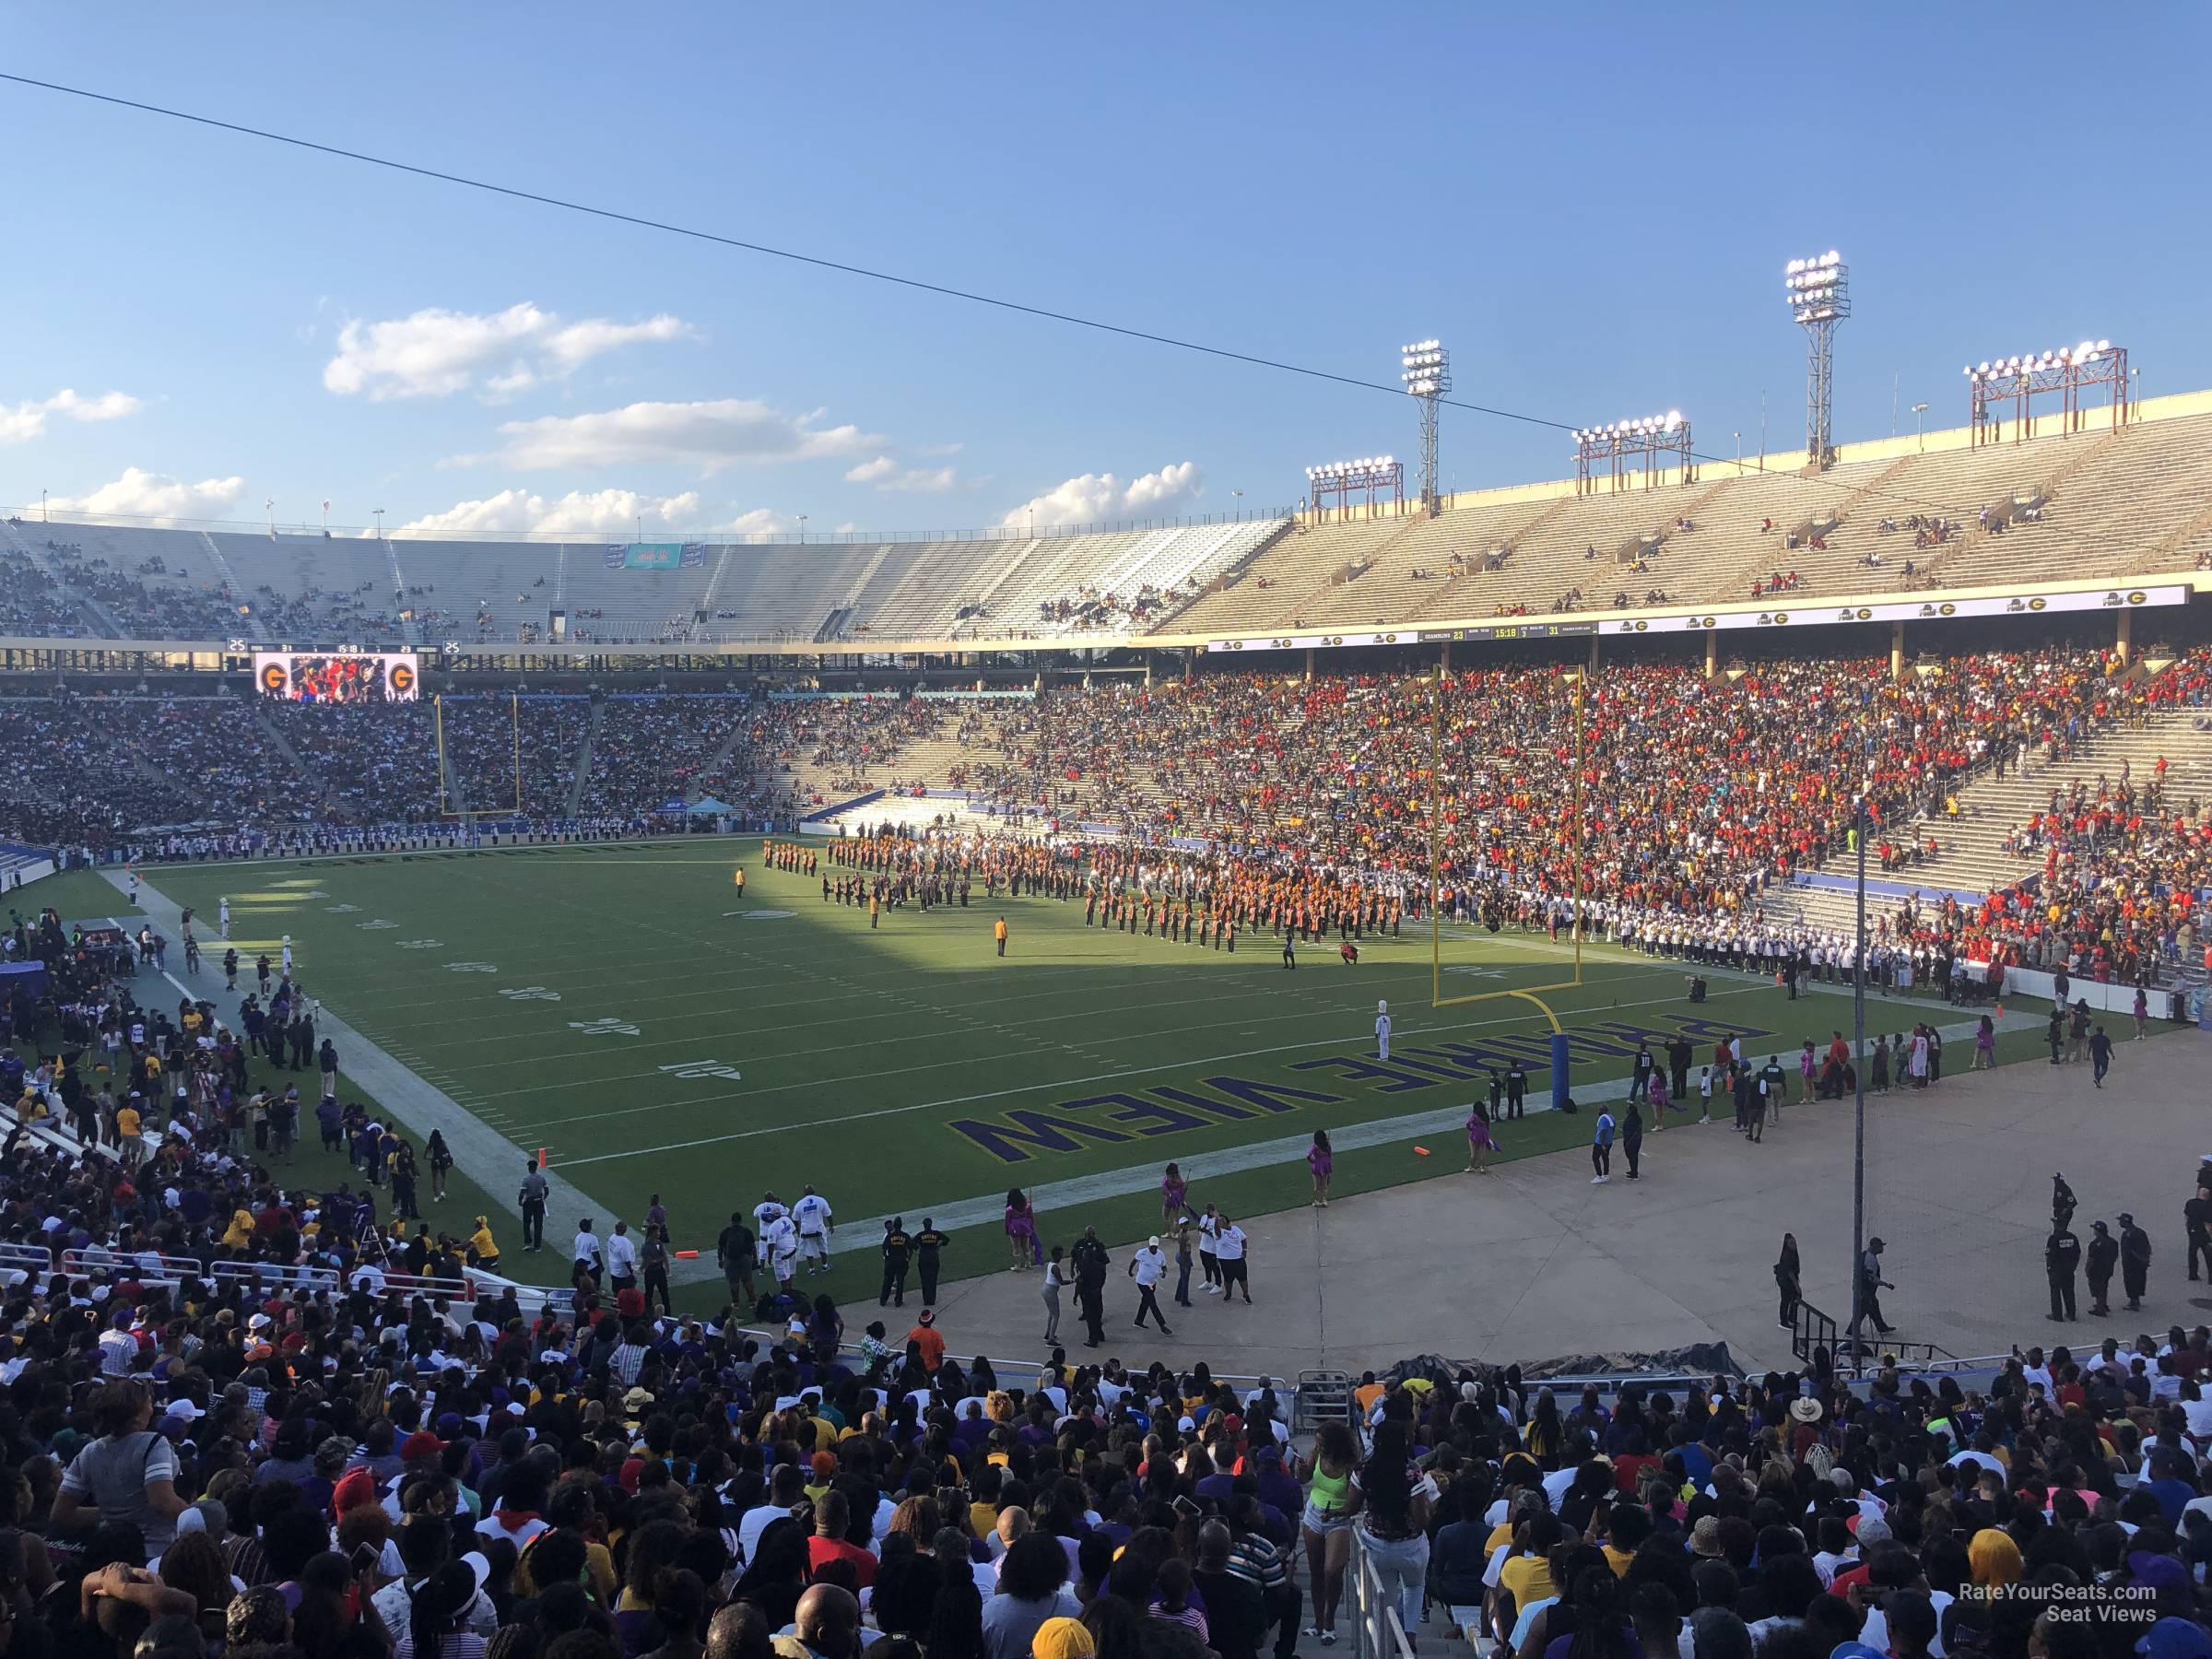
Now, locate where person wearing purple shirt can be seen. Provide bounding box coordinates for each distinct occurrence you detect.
[1250,1448,1303,1519]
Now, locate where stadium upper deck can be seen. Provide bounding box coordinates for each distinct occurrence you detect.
[6,390,2211,657]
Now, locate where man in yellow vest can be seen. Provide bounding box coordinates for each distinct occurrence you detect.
[732,866,746,901]
[994,916,1008,958]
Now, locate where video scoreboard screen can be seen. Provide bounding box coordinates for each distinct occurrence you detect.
[253,651,420,702]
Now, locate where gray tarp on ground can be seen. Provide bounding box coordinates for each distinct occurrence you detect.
[1377,1343,1742,1385]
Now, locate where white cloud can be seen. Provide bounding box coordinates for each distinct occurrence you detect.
[323,302,692,401]
[45,466,246,524]
[881,465,959,495]
[394,488,704,537]
[462,397,881,474]
[845,455,959,494]
[712,508,785,535]
[0,387,143,445]
[1002,461,1204,528]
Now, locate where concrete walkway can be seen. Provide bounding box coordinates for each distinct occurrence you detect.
[854,1023,2206,1380]
[112,870,600,1253]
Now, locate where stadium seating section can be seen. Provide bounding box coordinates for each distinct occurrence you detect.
[8,406,2212,647]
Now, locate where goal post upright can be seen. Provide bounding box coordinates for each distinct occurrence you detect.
[434,689,526,819]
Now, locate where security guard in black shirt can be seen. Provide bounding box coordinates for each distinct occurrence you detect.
[1505,1060,1528,1120]
[879,1217,912,1308]
[2120,1212,2153,1310]
[2187,1186,2212,1282]
[2085,1220,2118,1317]
[914,1218,950,1308]
[2046,1220,2082,1322]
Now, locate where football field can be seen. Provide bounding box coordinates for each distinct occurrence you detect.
[139,841,2065,1311]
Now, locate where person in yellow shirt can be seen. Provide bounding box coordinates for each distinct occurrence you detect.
[732,866,747,900]
[223,1207,255,1249]
[468,1217,500,1272]
[113,1102,144,1168]
[994,916,1008,958]
[1496,1512,1563,1618]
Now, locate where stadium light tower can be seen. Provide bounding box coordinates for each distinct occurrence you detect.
[1402,341,1450,517]
[1783,252,1849,469]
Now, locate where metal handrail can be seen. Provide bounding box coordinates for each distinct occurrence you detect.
[1349,1527,1418,1659]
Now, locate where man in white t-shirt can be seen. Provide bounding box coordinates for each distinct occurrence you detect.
[571,1220,605,1284]
[793,1186,835,1272]
[604,1223,640,1294]
[1197,1206,1222,1296]
[1127,1237,1172,1334]
[1375,1000,1393,1062]
[754,1193,788,1233]
[765,1214,800,1289]
[1214,1216,1252,1303]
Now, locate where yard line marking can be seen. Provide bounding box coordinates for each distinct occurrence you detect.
[481,975,1473,1106]
[549,980,1768,1165]
[438,969,1461,1070]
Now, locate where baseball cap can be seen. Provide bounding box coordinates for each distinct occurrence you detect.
[1032,1618,1096,1659]
[2136,1618,2212,1659]
[401,1430,445,1461]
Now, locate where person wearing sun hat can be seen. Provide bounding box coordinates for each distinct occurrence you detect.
[1784,1394,1822,1457]
[907,1309,947,1372]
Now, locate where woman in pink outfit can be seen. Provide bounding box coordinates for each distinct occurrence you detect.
[1004,1187,1041,1269]
[1308,1132,1334,1206]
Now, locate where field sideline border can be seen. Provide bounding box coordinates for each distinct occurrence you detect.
[100,832,740,877]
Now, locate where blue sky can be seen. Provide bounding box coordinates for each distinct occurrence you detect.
[3,4,2206,539]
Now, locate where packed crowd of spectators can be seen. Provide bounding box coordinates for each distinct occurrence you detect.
[962,650,2124,899]
[11,647,2212,983]
[576,698,754,818]
[0,698,211,848]
[1859,654,2212,984]
[96,700,330,825]
[439,697,593,818]
[744,699,958,804]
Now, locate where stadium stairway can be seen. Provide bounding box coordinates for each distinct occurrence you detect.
[1,518,125,637]
[1757,701,2212,936]
[440,727,471,817]
[250,697,328,811]
[567,699,608,817]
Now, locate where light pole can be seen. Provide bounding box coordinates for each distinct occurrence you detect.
[1784,251,1850,468]
[1230,488,1244,523]
[797,514,808,544]
[1849,788,1868,1367]
[1734,431,1742,470]
[41,488,47,524]
[1402,341,1450,516]
[373,508,385,540]
[1912,403,1930,452]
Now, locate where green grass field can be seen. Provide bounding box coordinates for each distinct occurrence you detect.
[133,841,2090,1312]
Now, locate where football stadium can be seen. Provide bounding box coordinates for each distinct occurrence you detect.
[6,13,2212,1659]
